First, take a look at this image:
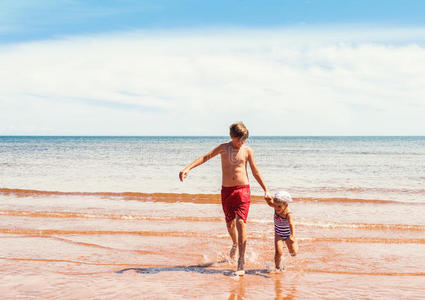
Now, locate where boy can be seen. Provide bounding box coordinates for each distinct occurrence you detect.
[179,122,272,275]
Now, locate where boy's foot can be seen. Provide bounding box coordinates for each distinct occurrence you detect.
[276,265,286,272]
[269,268,285,274]
[229,244,237,261]
[236,257,245,275]
[275,261,286,272]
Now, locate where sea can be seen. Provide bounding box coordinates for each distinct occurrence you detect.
[1,136,424,299]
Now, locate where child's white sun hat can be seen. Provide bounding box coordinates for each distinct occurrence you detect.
[273,191,293,203]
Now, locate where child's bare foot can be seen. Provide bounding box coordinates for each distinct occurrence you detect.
[229,244,237,261]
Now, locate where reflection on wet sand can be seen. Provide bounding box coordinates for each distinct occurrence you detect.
[226,273,299,300]
[274,274,299,300]
[228,277,245,300]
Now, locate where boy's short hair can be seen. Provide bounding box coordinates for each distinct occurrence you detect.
[229,122,249,139]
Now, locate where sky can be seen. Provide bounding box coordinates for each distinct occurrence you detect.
[1,0,425,135]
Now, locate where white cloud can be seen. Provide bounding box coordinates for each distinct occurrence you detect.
[1,27,425,135]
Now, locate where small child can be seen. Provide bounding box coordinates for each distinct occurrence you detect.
[269,191,298,271]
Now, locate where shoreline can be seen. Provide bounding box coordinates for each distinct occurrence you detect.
[1,187,421,205]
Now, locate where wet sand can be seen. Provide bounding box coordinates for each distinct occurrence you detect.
[1,189,425,299]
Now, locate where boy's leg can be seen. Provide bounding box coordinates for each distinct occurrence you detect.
[226,218,238,260]
[285,238,298,256]
[235,215,247,271]
[275,234,284,270]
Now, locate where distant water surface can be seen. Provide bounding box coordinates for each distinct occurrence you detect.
[0,136,424,202]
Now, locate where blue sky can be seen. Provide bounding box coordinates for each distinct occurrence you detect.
[2,0,425,43]
[1,1,425,135]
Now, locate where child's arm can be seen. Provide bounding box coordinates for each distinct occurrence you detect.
[179,143,224,181]
[287,211,296,241]
[246,147,272,203]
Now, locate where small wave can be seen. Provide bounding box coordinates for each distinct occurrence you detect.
[0,256,142,267]
[0,227,208,238]
[2,227,425,244]
[48,236,157,255]
[249,219,425,231]
[1,188,423,205]
[296,221,425,231]
[2,256,423,277]
[308,186,425,195]
[0,188,222,204]
[0,210,222,222]
[300,237,425,244]
[301,268,425,277]
[4,211,423,232]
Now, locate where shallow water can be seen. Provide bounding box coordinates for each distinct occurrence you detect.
[0,190,424,299]
[1,136,424,298]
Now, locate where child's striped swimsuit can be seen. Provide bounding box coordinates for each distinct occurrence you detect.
[274,212,291,239]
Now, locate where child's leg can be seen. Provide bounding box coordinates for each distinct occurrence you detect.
[274,233,284,269]
[226,218,238,259]
[285,237,298,256]
[235,215,247,271]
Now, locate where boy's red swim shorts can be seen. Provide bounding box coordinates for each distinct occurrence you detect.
[221,184,251,223]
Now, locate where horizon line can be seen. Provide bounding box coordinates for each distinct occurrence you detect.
[1,135,424,138]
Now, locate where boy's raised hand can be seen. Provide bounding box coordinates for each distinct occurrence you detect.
[179,169,189,182]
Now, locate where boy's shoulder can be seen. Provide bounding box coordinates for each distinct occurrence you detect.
[218,141,249,149]
[244,145,254,157]
[218,142,230,149]
[217,142,252,154]
[215,142,229,153]
[242,144,253,152]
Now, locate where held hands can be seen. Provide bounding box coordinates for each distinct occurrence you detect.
[179,168,189,182]
[265,190,272,200]
[264,190,273,206]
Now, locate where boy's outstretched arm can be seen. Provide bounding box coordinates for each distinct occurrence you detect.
[179,144,224,182]
[247,147,272,204]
